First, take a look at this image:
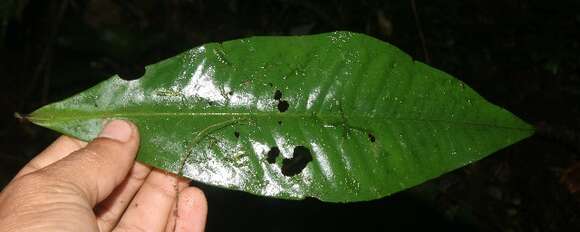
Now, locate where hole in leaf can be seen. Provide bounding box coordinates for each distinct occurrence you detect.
[118,65,145,80]
[273,90,282,100]
[277,100,289,112]
[228,91,234,96]
[234,131,240,138]
[268,82,273,87]
[266,147,280,164]
[277,120,282,125]
[368,133,376,143]
[282,146,312,176]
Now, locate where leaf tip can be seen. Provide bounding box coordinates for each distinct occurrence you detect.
[14,112,29,123]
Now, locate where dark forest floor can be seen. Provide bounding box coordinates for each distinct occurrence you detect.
[1,0,579,231]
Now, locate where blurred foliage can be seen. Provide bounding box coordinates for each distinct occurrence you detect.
[0,0,27,44]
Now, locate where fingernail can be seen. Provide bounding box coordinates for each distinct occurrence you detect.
[99,120,133,142]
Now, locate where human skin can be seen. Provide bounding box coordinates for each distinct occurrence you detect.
[0,120,207,232]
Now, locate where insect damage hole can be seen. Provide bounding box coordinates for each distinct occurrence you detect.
[277,100,289,112]
[118,65,146,80]
[234,131,240,138]
[368,133,376,143]
[273,90,282,100]
[282,146,313,177]
[266,147,280,164]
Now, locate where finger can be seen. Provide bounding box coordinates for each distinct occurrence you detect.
[163,185,194,232]
[164,201,179,232]
[164,185,199,232]
[36,120,140,206]
[95,162,152,232]
[169,187,208,232]
[115,170,190,232]
[14,135,87,179]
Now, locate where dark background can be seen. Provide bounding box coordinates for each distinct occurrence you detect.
[1,0,579,231]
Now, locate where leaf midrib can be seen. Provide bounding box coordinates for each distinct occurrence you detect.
[29,110,533,132]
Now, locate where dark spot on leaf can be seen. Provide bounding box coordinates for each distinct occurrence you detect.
[234,131,240,138]
[277,100,289,112]
[228,91,234,95]
[268,82,273,87]
[266,147,280,164]
[368,133,376,142]
[277,120,282,125]
[118,65,145,80]
[282,146,312,176]
[274,90,282,100]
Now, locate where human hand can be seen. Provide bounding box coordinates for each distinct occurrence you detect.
[0,120,207,232]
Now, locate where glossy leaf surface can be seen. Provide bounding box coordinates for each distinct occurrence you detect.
[28,32,534,202]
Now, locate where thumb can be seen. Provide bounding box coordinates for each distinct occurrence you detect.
[40,120,140,206]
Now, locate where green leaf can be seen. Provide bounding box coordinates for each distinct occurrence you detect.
[26,31,534,202]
